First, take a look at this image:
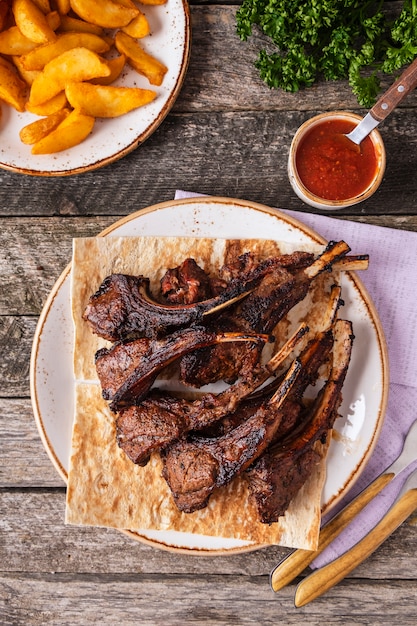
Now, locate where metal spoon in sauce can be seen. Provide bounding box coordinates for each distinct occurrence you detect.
[343,55,417,151]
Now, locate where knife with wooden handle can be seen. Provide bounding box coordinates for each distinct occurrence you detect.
[294,467,417,607]
[270,418,417,593]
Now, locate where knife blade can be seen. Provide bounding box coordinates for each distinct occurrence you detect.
[270,418,417,593]
[294,466,417,607]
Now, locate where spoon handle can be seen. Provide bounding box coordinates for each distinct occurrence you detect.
[371,56,417,122]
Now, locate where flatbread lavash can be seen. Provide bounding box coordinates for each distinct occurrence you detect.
[66,236,339,549]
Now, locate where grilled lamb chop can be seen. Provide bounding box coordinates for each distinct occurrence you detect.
[219,250,368,283]
[160,323,336,513]
[115,390,190,466]
[203,318,337,441]
[83,244,356,344]
[83,273,255,342]
[161,359,302,513]
[246,319,354,523]
[160,251,316,306]
[83,253,312,343]
[179,240,351,387]
[94,326,273,411]
[218,250,315,283]
[116,323,309,465]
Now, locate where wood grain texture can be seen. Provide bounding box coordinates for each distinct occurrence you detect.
[2,107,417,216]
[0,6,416,217]
[1,490,416,578]
[1,2,417,623]
[0,399,65,488]
[2,575,417,626]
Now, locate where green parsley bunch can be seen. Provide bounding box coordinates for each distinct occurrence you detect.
[236,0,417,107]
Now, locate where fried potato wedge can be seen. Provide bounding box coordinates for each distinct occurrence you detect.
[115,31,167,86]
[53,0,71,13]
[0,61,28,111]
[32,0,51,12]
[57,14,103,35]
[69,0,138,29]
[121,10,150,38]
[13,0,57,44]
[12,55,40,85]
[0,26,39,55]
[65,82,156,117]
[46,10,61,30]
[116,0,149,38]
[31,108,95,153]
[90,53,125,85]
[21,32,110,70]
[136,0,167,4]
[19,106,70,143]
[25,90,68,115]
[29,46,110,105]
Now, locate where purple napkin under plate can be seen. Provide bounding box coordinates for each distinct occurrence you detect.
[175,190,417,566]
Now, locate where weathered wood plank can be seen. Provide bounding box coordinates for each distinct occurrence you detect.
[178,5,417,114]
[1,491,416,579]
[1,106,417,216]
[0,399,64,488]
[0,218,115,315]
[0,318,36,398]
[0,491,287,577]
[1,574,417,626]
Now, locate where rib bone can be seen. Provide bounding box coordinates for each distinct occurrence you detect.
[246,319,354,523]
[115,323,309,465]
[94,326,273,411]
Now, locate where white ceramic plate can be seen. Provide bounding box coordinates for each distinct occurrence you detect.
[0,0,190,177]
[30,197,389,554]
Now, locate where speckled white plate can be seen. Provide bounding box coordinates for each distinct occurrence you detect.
[0,0,190,177]
[30,197,389,554]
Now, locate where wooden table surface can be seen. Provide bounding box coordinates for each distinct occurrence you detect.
[1,2,417,624]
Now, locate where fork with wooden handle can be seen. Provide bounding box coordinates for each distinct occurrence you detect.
[270,419,417,594]
[294,466,417,607]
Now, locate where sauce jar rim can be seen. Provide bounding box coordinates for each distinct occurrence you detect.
[288,111,386,210]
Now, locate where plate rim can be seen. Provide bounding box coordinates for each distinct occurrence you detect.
[0,0,191,177]
[30,196,389,555]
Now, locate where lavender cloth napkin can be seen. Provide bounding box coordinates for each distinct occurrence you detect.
[175,189,417,566]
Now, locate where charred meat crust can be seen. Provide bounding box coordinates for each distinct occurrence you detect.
[160,324,337,514]
[178,242,350,387]
[95,326,273,411]
[83,241,359,522]
[114,321,312,468]
[161,359,302,513]
[246,319,354,523]
[83,252,316,343]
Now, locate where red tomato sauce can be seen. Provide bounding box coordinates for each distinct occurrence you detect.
[295,119,378,201]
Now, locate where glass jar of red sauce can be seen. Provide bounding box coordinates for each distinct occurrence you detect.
[288,112,386,210]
